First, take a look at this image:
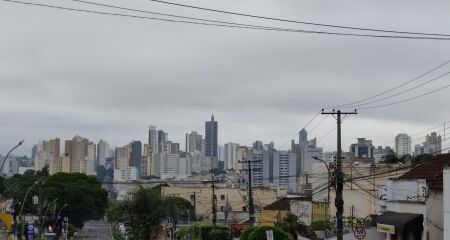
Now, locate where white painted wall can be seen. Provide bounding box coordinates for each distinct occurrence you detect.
[443,169,450,240]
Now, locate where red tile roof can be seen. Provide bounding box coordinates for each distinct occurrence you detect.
[398,153,450,190]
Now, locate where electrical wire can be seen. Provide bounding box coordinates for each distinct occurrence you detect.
[147,0,450,37]
[343,71,450,109]
[327,60,450,109]
[3,0,450,40]
[358,83,450,110]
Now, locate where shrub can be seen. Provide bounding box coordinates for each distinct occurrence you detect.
[240,227,257,240]
[311,220,334,231]
[248,226,292,240]
[209,227,232,240]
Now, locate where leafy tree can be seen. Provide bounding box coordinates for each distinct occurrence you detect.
[276,214,305,239]
[109,186,166,239]
[412,153,433,164]
[41,172,108,228]
[163,196,194,231]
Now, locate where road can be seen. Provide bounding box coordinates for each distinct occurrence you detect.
[74,220,113,240]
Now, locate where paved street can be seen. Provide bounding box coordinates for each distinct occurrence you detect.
[74,220,113,240]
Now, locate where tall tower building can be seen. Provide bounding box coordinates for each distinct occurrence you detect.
[86,142,96,175]
[185,131,203,153]
[130,141,142,178]
[71,136,88,173]
[97,139,109,167]
[424,132,442,154]
[148,126,158,153]
[205,115,218,169]
[115,146,130,169]
[395,133,412,157]
[224,143,239,170]
[158,130,168,144]
[298,128,308,175]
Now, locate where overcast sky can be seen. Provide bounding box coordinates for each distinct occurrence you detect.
[1,0,450,156]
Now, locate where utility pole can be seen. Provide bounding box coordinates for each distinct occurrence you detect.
[211,174,217,226]
[239,159,261,226]
[322,109,357,240]
[190,192,197,222]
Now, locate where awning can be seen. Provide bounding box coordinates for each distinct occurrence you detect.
[376,211,423,234]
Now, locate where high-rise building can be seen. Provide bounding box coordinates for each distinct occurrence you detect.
[148,126,158,153]
[97,139,109,167]
[224,143,239,170]
[64,140,72,158]
[86,142,96,175]
[35,138,60,174]
[130,141,142,178]
[61,153,71,173]
[423,132,442,155]
[205,115,218,169]
[71,136,89,173]
[115,146,130,169]
[272,151,297,192]
[158,130,168,144]
[186,131,203,153]
[303,139,323,174]
[349,138,374,161]
[395,133,411,157]
[299,128,308,175]
[252,141,264,151]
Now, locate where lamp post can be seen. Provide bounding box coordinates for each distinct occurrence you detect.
[17,181,39,240]
[312,156,331,203]
[0,140,24,174]
[40,199,58,238]
[53,203,68,234]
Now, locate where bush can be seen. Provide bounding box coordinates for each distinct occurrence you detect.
[240,227,257,240]
[209,227,232,240]
[247,226,292,240]
[311,220,334,231]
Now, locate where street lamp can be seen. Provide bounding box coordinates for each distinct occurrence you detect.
[53,204,68,231]
[312,156,331,203]
[0,140,24,174]
[16,180,39,240]
[40,199,58,237]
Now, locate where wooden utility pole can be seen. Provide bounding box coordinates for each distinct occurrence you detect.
[321,109,357,240]
[239,159,261,226]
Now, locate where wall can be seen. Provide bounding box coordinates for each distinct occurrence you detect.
[444,169,450,240]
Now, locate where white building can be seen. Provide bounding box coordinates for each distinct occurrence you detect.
[155,153,179,179]
[395,133,411,157]
[114,166,138,181]
[224,143,239,170]
[97,139,109,167]
[303,145,323,174]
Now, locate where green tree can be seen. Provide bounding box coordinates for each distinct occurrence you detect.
[41,172,108,228]
[276,214,305,239]
[163,196,194,231]
[247,226,291,240]
[112,186,166,239]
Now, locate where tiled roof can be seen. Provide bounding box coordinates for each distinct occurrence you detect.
[398,153,450,190]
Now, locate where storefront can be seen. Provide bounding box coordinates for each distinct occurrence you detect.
[376,211,423,240]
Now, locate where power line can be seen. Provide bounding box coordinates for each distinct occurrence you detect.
[343,71,450,109]
[3,0,450,40]
[328,60,450,109]
[147,0,450,37]
[359,83,450,110]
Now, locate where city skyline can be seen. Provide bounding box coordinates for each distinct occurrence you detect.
[1,0,450,157]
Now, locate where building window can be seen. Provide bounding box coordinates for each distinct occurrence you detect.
[220,206,224,211]
[221,195,225,200]
[243,206,247,212]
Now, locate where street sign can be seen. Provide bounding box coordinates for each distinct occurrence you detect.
[27,224,34,240]
[32,196,39,205]
[265,230,274,240]
[353,226,366,240]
